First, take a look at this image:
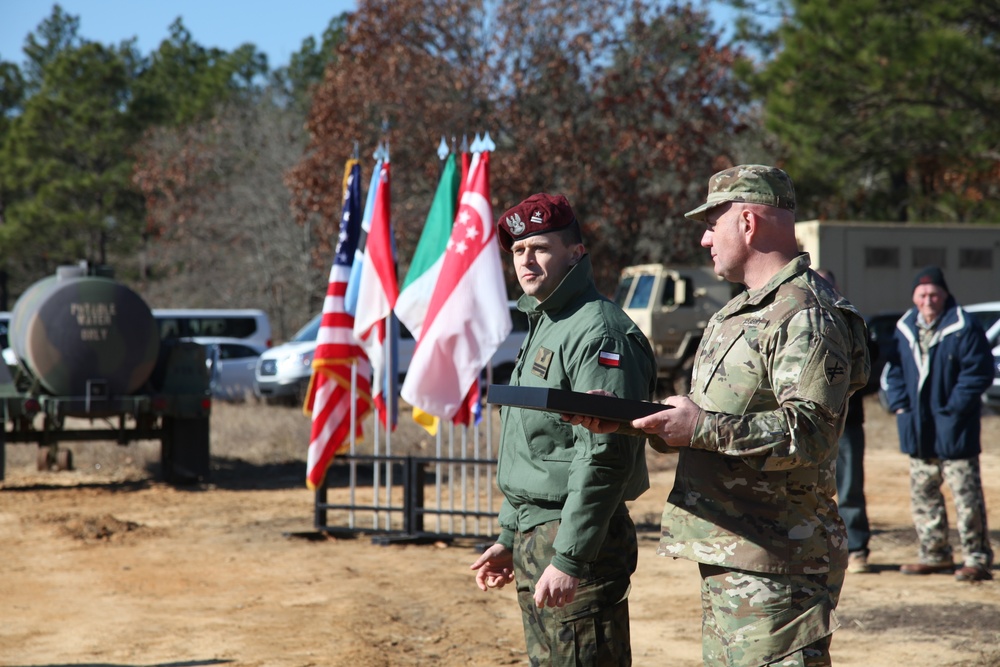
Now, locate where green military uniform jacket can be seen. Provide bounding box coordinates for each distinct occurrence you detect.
[496,255,656,578]
[658,255,870,574]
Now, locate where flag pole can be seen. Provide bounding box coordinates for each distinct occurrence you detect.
[384,315,393,531]
[383,138,393,531]
[349,360,357,529]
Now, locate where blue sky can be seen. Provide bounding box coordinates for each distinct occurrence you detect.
[1,1,357,69]
[1,1,763,72]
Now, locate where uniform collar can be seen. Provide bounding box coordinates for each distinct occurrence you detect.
[518,254,595,315]
[730,253,811,310]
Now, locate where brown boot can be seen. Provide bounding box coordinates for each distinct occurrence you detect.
[900,561,955,575]
[955,565,993,582]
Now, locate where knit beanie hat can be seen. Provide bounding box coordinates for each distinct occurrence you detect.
[911,266,949,293]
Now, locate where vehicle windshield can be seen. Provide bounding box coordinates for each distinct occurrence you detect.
[291,314,322,342]
[613,276,634,308]
[626,274,655,309]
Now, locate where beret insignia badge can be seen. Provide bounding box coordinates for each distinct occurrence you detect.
[506,212,525,236]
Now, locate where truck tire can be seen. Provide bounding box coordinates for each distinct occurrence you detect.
[161,416,210,484]
[37,447,54,471]
[56,449,73,472]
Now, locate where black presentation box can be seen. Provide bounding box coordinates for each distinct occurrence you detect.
[486,385,670,423]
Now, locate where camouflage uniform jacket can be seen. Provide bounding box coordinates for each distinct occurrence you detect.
[658,254,870,574]
[496,254,656,578]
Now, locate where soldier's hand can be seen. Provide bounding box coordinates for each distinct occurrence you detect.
[560,390,621,434]
[470,543,515,591]
[533,564,579,608]
[632,395,702,448]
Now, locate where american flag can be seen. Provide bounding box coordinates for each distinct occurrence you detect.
[304,159,372,490]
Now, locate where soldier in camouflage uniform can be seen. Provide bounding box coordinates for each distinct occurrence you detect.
[470,193,657,666]
[569,165,870,666]
[883,266,994,582]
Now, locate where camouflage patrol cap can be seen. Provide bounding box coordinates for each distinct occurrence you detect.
[684,164,796,221]
[496,193,577,253]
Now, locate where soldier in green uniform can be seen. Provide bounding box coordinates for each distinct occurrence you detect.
[569,166,870,666]
[470,193,657,666]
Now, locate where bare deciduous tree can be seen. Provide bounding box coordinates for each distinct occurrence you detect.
[288,0,757,293]
[133,99,321,339]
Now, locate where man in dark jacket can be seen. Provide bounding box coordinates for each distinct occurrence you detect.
[884,266,995,582]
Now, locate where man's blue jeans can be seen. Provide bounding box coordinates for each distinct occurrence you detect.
[836,420,871,554]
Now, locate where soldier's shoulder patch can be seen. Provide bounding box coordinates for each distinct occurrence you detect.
[598,350,621,368]
[823,351,848,385]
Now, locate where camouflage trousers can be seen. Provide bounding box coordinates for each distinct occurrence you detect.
[908,456,993,567]
[513,514,637,667]
[698,563,845,667]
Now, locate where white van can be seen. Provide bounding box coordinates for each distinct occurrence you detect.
[254,304,529,404]
[152,308,272,349]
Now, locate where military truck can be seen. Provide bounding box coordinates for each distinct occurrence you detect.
[794,220,1000,315]
[616,221,1000,395]
[0,263,212,484]
[613,264,739,394]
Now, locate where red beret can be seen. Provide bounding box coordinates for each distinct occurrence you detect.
[496,193,576,253]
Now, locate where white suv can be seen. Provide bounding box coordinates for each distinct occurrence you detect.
[964,301,1000,410]
[254,304,528,404]
[254,314,322,402]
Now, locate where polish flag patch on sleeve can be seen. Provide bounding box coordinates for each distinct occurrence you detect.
[598,350,621,368]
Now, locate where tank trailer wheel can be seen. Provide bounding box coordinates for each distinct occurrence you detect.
[36,448,55,472]
[57,449,74,472]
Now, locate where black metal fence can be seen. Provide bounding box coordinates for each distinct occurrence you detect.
[313,450,501,544]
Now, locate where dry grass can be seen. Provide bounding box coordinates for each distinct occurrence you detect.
[1,397,505,481]
[4,393,1000,483]
[210,398,508,461]
[211,399,313,463]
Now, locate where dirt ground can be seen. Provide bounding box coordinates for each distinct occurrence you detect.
[2,394,999,667]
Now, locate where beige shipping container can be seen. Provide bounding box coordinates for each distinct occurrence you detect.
[794,220,1000,316]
